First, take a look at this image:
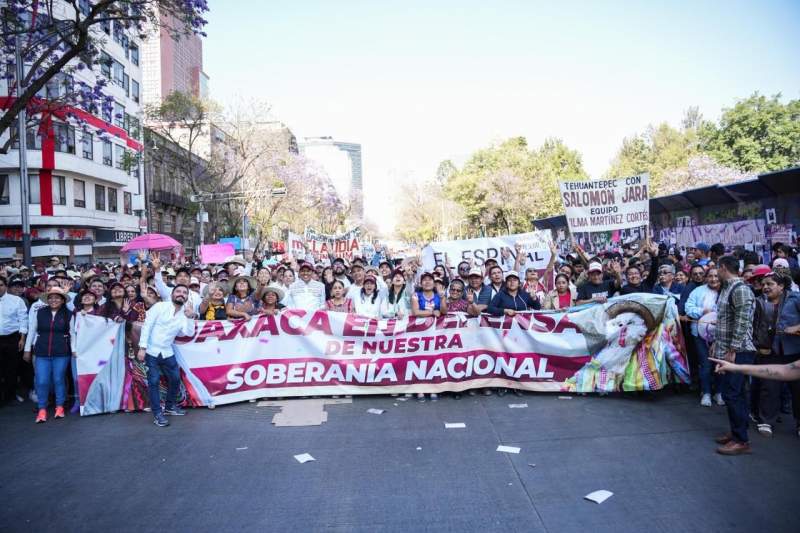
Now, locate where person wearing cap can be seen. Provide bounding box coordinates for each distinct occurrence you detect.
[0,275,28,405]
[770,258,799,291]
[288,262,326,311]
[378,260,393,286]
[469,265,505,316]
[151,256,200,317]
[576,260,621,305]
[226,276,259,321]
[23,286,73,423]
[464,266,485,308]
[652,263,685,302]
[774,244,799,270]
[488,271,540,317]
[455,261,472,286]
[412,272,448,318]
[137,284,196,427]
[188,276,202,294]
[692,243,711,266]
[353,274,384,319]
[259,284,286,316]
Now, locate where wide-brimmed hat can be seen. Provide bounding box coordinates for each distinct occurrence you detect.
[261,283,285,301]
[230,275,257,292]
[46,286,68,301]
[223,255,247,268]
[82,270,99,282]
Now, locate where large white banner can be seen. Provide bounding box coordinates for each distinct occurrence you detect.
[421,231,553,272]
[559,174,649,233]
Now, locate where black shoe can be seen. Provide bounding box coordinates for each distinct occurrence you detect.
[497,388,507,397]
[154,414,170,427]
[164,407,186,416]
[512,389,523,397]
[453,393,462,400]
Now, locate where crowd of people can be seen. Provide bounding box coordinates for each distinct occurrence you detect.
[0,237,798,453]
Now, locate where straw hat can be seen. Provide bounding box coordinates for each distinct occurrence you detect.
[46,286,68,301]
[261,283,286,301]
[230,275,257,293]
[223,255,247,268]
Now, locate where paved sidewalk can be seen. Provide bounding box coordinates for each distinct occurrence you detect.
[1,391,798,532]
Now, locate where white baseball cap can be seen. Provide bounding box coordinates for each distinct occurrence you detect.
[588,262,603,273]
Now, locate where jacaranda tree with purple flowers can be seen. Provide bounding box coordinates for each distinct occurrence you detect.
[0,0,208,152]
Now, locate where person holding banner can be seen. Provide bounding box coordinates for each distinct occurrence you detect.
[259,285,286,316]
[380,270,410,318]
[353,274,384,319]
[137,285,196,427]
[469,265,505,316]
[543,274,576,310]
[445,279,469,313]
[488,272,540,316]
[576,261,621,305]
[289,262,326,311]
[411,272,447,402]
[326,280,354,313]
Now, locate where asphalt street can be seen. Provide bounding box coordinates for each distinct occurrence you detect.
[1,391,799,533]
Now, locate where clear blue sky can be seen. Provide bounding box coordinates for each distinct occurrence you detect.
[204,0,800,233]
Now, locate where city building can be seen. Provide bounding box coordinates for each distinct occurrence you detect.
[299,137,364,222]
[143,129,210,258]
[0,3,145,263]
[142,11,210,105]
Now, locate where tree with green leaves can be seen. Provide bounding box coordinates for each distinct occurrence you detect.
[700,92,800,172]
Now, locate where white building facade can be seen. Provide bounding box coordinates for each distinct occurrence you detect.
[0,2,145,262]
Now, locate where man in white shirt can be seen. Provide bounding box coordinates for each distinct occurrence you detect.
[331,258,351,288]
[288,262,326,311]
[151,256,200,316]
[0,276,28,405]
[137,284,196,427]
[346,263,367,300]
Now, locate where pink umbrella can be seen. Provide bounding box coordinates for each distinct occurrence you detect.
[121,233,182,252]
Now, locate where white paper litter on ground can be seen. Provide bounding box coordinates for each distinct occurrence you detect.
[496,445,521,454]
[294,453,315,464]
[558,396,573,400]
[235,447,248,451]
[527,463,536,468]
[444,422,466,429]
[508,403,528,408]
[397,397,408,402]
[367,408,385,415]
[584,490,613,504]
[415,446,422,451]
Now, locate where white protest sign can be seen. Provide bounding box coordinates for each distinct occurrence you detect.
[421,231,552,272]
[287,232,306,260]
[559,174,649,233]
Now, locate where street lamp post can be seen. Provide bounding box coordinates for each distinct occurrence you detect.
[15,33,32,266]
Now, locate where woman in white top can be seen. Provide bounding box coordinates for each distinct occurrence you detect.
[353,274,384,319]
[380,270,410,318]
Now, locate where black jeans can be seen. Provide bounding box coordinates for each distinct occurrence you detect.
[0,333,20,404]
[759,352,800,426]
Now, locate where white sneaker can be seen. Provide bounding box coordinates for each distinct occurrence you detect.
[700,394,712,407]
[28,390,38,403]
[15,394,24,403]
[757,423,773,437]
[713,393,725,406]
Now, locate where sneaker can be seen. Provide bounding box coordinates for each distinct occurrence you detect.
[467,390,477,396]
[28,390,38,403]
[700,394,712,407]
[482,389,493,396]
[716,441,752,455]
[756,424,773,437]
[404,393,413,398]
[497,388,507,397]
[164,407,186,416]
[15,394,24,403]
[513,389,523,397]
[143,406,152,412]
[153,414,170,427]
[54,406,65,419]
[714,432,733,445]
[713,393,725,406]
[430,393,438,401]
[35,409,47,423]
[70,402,80,415]
[416,393,426,403]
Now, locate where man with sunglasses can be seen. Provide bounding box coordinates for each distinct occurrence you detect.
[652,264,685,303]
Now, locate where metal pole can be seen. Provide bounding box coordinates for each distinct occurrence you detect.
[15,34,31,266]
[198,202,205,245]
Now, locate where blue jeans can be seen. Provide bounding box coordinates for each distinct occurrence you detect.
[145,354,181,417]
[721,351,756,443]
[693,335,721,395]
[34,356,70,409]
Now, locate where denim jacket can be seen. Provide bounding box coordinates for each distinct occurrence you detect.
[774,292,800,356]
